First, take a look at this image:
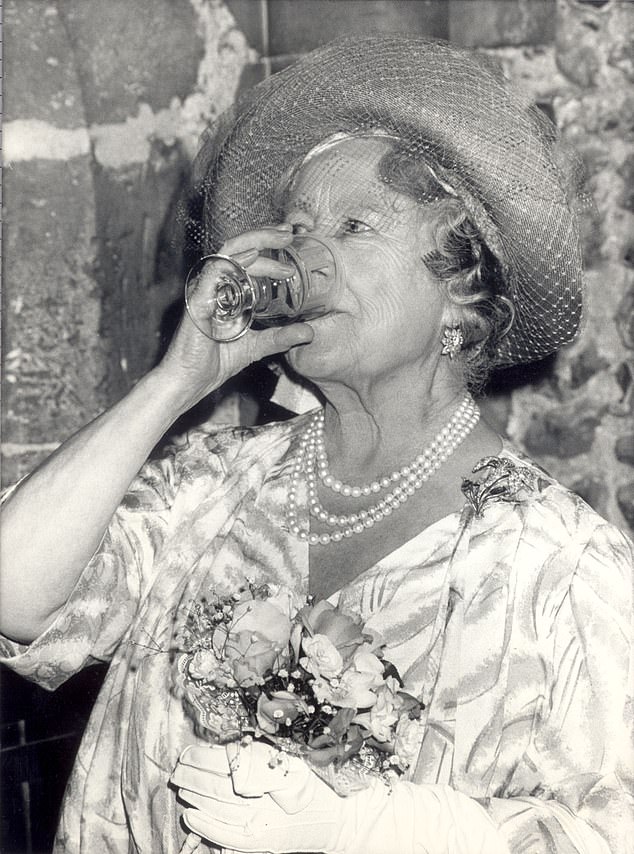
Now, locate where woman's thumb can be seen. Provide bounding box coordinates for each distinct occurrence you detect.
[254,323,314,360]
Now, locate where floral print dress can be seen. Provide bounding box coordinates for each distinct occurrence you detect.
[1,413,632,853]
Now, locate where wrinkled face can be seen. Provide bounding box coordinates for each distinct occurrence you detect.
[282,137,447,385]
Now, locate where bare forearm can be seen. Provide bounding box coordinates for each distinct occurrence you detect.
[0,228,313,645]
[0,369,187,643]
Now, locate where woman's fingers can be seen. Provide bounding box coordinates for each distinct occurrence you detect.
[225,227,297,278]
[200,248,294,280]
[183,808,261,854]
[171,765,235,800]
[223,226,295,279]
[243,256,296,279]
[243,323,314,364]
[231,248,259,266]
[226,741,315,812]
[221,224,293,257]
[228,741,289,796]
[177,745,230,773]
[171,746,236,802]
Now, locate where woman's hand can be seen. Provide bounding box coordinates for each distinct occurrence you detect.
[171,741,357,854]
[171,742,510,854]
[154,225,314,418]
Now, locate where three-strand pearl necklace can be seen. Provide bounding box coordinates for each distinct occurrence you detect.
[286,393,480,546]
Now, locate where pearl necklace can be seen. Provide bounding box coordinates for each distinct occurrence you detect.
[286,394,480,546]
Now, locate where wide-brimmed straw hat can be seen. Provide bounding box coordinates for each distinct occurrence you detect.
[185,35,588,366]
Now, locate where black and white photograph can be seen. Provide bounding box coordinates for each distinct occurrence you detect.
[1,1,633,852]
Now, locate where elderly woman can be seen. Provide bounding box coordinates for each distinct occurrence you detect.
[0,35,632,854]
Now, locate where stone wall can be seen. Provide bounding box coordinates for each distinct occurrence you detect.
[3,0,256,484]
[4,1,632,536]
[496,0,634,533]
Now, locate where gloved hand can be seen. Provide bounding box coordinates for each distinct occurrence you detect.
[171,741,371,853]
[171,741,509,854]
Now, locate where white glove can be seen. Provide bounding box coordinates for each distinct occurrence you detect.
[171,741,509,854]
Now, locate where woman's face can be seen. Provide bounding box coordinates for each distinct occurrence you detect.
[282,137,447,385]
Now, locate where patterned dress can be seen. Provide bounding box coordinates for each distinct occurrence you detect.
[1,413,632,853]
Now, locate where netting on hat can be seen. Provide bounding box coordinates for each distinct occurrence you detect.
[180,35,589,366]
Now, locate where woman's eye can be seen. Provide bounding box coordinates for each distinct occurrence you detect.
[342,219,370,235]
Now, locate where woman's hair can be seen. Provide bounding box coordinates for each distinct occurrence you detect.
[378,145,514,392]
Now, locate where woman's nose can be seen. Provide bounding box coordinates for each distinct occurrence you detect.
[298,220,338,239]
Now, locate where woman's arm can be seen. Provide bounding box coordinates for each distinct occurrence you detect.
[0,227,312,644]
[0,369,189,644]
[174,736,626,854]
[173,743,511,854]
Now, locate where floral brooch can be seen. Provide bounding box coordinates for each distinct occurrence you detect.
[461,455,547,517]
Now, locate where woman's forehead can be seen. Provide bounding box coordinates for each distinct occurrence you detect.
[286,136,408,214]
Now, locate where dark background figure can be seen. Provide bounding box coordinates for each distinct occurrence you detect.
[2,1,632,851]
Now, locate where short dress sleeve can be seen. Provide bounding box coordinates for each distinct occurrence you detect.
[0,430,230,691]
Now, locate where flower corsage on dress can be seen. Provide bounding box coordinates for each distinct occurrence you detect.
[174,582,424,797]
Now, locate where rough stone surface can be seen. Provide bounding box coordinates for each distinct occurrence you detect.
[615,434,634,467]
[90,146,191,400]
[504,0,634,533]
[556,4,601,87]
[568,341,610,388]
[225,0,266,54]
[523,407,601,459]
[449,0,555,48]
[617,481,634,527]
[5,1,85,126]
[268,0,449,56]
[57,0,203,124]
[616,286,634,349]
[1,0,254,486]
[2,159,104,445]
[615,360,633,397]
[619,153,634,213]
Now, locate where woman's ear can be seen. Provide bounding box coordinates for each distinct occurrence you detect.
[441,306,460,328]
[440,302,464,336]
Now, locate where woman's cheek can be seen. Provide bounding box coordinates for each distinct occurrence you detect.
[347,251,414,326]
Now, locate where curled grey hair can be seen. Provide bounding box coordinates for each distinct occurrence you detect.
[378,145,514,392]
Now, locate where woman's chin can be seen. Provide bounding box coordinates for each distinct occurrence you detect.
[285,329,340,381]
[285,312,358,382]
[286,340,327,377]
